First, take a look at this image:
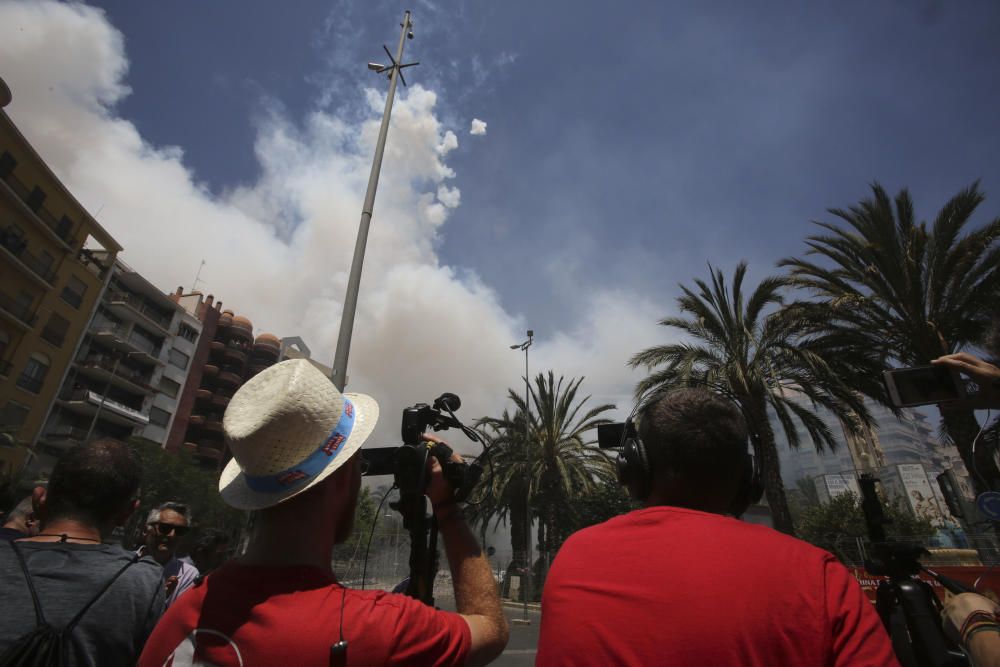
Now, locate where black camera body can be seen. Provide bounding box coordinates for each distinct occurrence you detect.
[362,393,482,502]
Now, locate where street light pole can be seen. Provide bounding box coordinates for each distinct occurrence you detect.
[510,329,534,623]
[331,11,418,391]
[83,350,143,442]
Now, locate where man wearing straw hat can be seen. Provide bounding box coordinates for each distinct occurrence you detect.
[139,359,508,666]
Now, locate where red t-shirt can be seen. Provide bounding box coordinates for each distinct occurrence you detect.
[536,506,899,667]
[138,562,471,667]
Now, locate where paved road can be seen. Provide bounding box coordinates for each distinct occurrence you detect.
[436,597,540,666]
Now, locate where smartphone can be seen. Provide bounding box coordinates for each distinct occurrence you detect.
[882,365,966,408]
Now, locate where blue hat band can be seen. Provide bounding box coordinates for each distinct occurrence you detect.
[244,398,356,493]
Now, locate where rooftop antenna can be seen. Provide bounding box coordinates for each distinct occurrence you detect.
[192,260,206,293]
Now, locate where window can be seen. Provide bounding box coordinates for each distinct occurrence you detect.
[61,275,87,309]
[168,349,189,370]
[178,324,198,343]
[40,313,70,347]
[149,406,171,428]
[0,401,30,431]
[0,330,8,360]
[26,186,45,212]
[0,151,16,179]
[16,353,50,394]
[159,377,180,398]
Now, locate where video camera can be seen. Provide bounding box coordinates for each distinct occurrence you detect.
[359,392,484,606]
[361,392,482,501]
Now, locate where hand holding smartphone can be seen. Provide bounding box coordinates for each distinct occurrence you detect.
[882,365,966,408]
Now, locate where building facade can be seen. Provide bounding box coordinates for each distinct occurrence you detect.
[0,102,121,480]
[164,290,282,468]
[35,257,203,474]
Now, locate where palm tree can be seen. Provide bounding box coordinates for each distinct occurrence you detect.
[779,183,1000,493]
[469,372,617,594]
[629,263,872,535]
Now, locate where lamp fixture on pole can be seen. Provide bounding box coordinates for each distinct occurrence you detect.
[331,11,419,391]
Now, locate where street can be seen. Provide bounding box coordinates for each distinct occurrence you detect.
[437,597,540,665]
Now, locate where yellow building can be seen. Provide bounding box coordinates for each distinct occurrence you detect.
[0,83,121,480]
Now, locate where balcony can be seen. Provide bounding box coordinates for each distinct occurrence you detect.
[0,231,56,287]
[195,388,212,402]
[76,355,155,395]
[202,364,219,379]
[204,418,224,434]
[91,325,161,364]
[0,292,37,331]
[0,359,11,378]
[58,388,149,426]
[196,444,224,462]
[40,426,91,451]
[106,290,173,334]
[182,441,198,453]
[0,171,78,250]
[210,392,231,410]
[224,346,247,365]
[217,370,241,388]
[188,415,205,428]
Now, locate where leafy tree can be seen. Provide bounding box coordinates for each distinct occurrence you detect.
[547,483,639,556]
[629,263,872,535]
[779,183,1000,492]
[797,491,936,563]
[469,372,617,598]
[124,438,244,548]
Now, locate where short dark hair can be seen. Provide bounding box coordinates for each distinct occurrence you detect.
[637,388,748,485]
[192,528,229,555]
[45,438,142,527]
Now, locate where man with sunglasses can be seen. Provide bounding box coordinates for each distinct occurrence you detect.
[138,502,198,606]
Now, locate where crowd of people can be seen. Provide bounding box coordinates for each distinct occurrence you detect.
[0,350,997,665]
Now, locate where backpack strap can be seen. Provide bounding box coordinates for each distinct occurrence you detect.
[8,540,48,628]
[63,552,141,633]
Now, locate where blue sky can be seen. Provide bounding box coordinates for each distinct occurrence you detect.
[92,0,1000,327]
[1,0,999,443]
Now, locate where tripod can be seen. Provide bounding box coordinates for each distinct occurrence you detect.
[859,475,971,667]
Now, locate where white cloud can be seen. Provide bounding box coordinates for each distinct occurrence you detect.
[0,1,673,453]
[470,118,487,136]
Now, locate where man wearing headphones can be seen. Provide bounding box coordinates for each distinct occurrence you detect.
[536,388,898,666]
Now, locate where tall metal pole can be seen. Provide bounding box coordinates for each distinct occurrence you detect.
[331,11,414,391]
[523,337,532,621]
[510,329,533,623]
[83,356,121,443]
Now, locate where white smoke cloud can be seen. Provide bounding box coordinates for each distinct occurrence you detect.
[0,1,668,452]
[469,118,487,136]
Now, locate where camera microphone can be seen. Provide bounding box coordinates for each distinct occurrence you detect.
[433,393,461,412]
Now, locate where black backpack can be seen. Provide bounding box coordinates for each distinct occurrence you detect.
[0,541,139,667]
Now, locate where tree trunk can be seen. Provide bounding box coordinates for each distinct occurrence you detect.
[940,406,1000,494]
[750,401,796,535]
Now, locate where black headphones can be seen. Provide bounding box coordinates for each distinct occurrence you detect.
[615,415,764,517]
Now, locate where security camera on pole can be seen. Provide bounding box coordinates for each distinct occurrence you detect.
[331,11,418,391]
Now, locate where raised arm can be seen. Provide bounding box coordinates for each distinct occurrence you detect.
[424,434,509,667]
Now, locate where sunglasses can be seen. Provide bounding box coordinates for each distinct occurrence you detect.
[150,522,189,537]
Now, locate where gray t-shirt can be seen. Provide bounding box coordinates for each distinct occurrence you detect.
[0,540,165,666]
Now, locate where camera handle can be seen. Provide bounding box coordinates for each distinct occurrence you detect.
[393,440,468,606]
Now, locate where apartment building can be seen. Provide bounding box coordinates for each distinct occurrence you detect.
[37,257,202,473]
[165,290,282,468]
[0,93,122,479]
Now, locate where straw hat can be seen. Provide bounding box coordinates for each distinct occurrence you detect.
[218,359,379,510]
